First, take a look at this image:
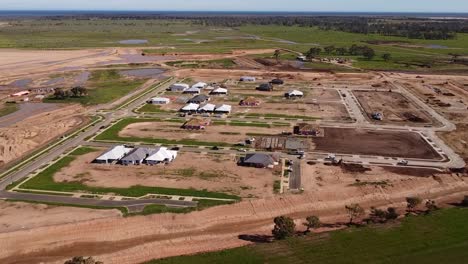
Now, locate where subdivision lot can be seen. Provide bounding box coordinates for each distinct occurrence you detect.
[312,127,441,159]
[354,90,433,125]
[119,120,288,145]
[33,148,276,199]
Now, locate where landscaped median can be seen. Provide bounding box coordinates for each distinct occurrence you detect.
[16,147,240,201]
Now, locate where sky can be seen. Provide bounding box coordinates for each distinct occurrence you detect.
[1,0,468,13]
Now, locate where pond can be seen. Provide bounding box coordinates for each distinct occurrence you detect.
[118,39,148,45]
[9,78,32,88]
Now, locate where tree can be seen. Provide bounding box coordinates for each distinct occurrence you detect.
[368,207,399,223]
[303,215,321,232]
[382,53,392,61]
[406,197,422,214]
[462,196,468,207]
[425,200,439,213]
[54,88,68,99]
[345,203,365,224]
[386,207,399,220]
[336,47,348,56]
[272,216,296,240]
[274,49,281,62]
[71,86,87,97]
[305,47,322,60]
[64,256,103,264]
[362,47,376,60]
[324,45,335,55]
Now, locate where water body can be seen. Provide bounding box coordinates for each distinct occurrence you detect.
[120,68,165,78]
[426,44,449,49]
[118,39,148,45]
[9,79,32,88]
[74,71,90,86]
[0,103,59,128]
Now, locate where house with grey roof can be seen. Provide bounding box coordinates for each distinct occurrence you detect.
[187,94,210,104]
[240,153,279,168]
[120,148,157,165]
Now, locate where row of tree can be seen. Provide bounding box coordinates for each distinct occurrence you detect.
[304,45,391,61]
[271,196,442,240]
[53,86,88,99]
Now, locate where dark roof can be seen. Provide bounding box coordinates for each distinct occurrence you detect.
[121,148,157,162]
[188,94,209,103]
[270,79,284,84]
[257,83,273,90]
[244,153,276,167]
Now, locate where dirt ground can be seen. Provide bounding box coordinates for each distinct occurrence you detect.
[438,123,468,160]
[1,164,467,264]
[119,121,288,144]
[354,90,433,125]
[313,127,441,159]
[54,151,277,198]
[0,200,121,234]
[0,104,86,167]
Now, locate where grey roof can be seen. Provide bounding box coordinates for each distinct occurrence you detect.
[188,94,209,103]
[244,153,276,166]
[121,148,157,162]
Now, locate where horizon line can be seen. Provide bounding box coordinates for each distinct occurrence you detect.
[1,10,468,14]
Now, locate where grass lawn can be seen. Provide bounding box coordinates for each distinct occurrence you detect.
[19,146,240,200]
[0,103,19,117]
[149,208,468,264]
[45,70,147,105]
[138,104,174,113]
[166,59,236,68]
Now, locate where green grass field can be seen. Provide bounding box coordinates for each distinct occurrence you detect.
[45,70,146,105]
[0,103,19,117]
[19,146,240,200]
[149,208,468,264]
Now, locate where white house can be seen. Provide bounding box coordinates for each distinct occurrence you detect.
[169,83,189,92]
[94,145,132,164]
[192,82,207,89]
[285,90,304,98]
[180,103,200,112]
[146,147,178,165]
[148,97,170,105]
[240,76,256,82]
[198,103,216,113]
[215,104,232,114]
[210,87,228,95]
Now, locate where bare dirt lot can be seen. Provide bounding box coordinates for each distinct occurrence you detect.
[354,90,433,125]
[438,123,468,160]
[0,200,121,234]
[0,104,86,168]
[54,150,277,198]
[119,121,288,144]
[312,127,441,159]
[1,164,467,264]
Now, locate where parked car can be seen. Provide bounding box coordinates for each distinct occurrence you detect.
[397,160,409,166]
[212,146,220,150]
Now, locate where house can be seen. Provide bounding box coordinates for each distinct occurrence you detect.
[240,153,279,168]
[294,123,321,136]
[187,94,210,104]
[239,96,261,106]
[285,90,304,98]
[182,118,211,130]
[169,83,189,92]
[94,145,132,164]
[180,103,200,113]
[11,91,30,97]
[120,148,157,166]
[183,87,201,94]
[270,79,284,85]
[146,147,178,165]
[297,55,307,61]
[257,83,273,91]
[240,76,256,82]
[147,97,170,105]
[214,104,232,114]
[210,87,228,95]
[192,82,207,89]
[198,103,216,113]
[371,112,384,121]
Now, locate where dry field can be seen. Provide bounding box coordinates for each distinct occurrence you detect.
[119,121,287,144]
[0,200,121,234]
[0,104,86,168]
[438,123,468,160]
[354,90,433,125]
[312,127,441,159]
[54,150,277,198]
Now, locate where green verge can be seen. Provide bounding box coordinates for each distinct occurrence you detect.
[19,147,240,200]
[137,104,174,113]
[128,199,235,216]
[149,208,468,264]
[6,199,128,215]
[0,103,19,118]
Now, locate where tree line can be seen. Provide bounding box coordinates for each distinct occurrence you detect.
[53,86,87,100]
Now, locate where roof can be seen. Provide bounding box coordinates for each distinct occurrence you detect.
[258,83,273,90]
[240,76,256,81]
[192,82,207,88]
[96,145,132,161]
[211,87,228,93]
[121,148,157,162]
[244,153,276,166]
[189,94,210,102]
[146,147,178,162]
[199,103,216,112]
[184,87,201,93]
[181,103,200,111]
[215,104,232,112]
[296,123,320,131]
[287,90,304,96]
[171,83,189,88]
[242,96,259,103]
[149,97,170,102]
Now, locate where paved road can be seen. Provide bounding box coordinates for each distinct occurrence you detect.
[0,191,196,212]
[288,161,302,190]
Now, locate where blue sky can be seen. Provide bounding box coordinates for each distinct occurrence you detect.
[1,0,467,12]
